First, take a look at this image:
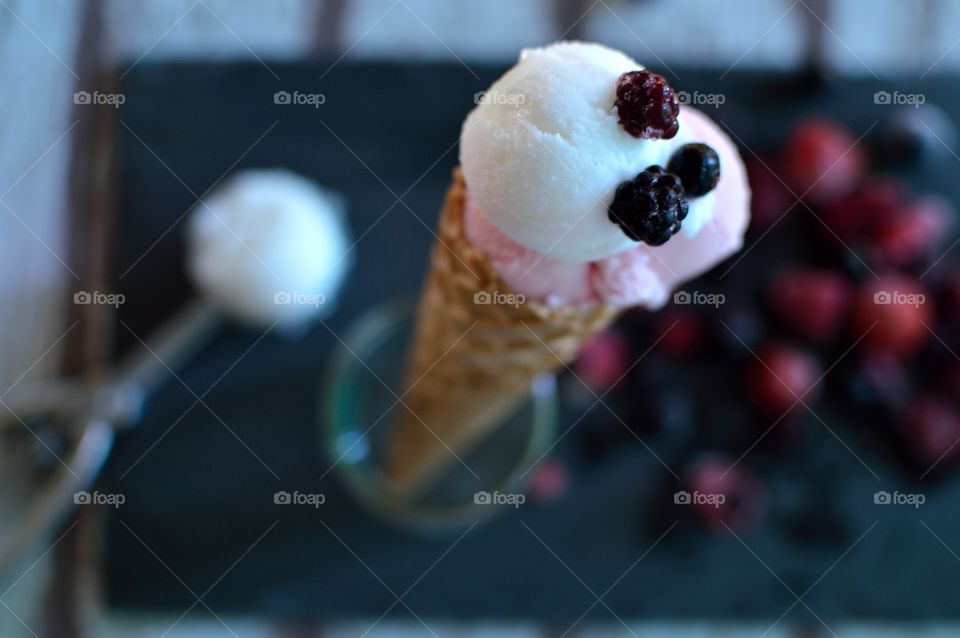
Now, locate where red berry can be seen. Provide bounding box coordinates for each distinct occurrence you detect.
[769,268,851,342]
[746,343,822,415]
[851,276,932,357]
[781,118,866,206]
[655,309,705,357]
[614,70,679,140]
[822,178,903,240]
[575,329,630,392]
[868,195,952,267]
[682,454,767,532]
[528,458,570,504]
[903,395,960,469]
[746,157,793,229]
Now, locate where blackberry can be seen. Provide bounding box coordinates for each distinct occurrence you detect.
[608,166,688,246]
[615,70,680,140]
[667,143,721,197]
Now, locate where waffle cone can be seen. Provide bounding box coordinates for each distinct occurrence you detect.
[386,169,621,493]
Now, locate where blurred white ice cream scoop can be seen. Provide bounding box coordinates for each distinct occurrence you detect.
[187,168,352,328]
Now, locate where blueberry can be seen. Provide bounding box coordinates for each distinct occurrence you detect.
[667,143,721,197]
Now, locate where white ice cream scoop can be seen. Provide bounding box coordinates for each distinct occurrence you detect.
[187,169,352,328]
[460,41,716,263]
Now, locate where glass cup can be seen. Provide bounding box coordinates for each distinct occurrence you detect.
[322,299,557,534]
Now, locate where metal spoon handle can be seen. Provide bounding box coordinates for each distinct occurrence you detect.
[103,300,221,425]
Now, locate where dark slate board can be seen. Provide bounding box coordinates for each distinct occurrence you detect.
[100,60,960,624]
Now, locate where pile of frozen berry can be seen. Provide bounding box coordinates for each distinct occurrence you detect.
[561,105,960,534]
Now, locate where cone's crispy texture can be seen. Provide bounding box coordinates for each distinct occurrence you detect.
[386,169,621,494]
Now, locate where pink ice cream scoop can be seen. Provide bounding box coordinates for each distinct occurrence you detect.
[463,105,750,309]
[463,194,595,305]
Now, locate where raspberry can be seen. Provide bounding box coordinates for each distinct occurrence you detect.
[850,276,932,358]
[868,195,953,267]
[746,343,822,415]
[768,268,851,342]
[654,308,705,357]
[615,70,680,140]
[528,458,570,504]
[822,178,903,241]
[781,118,866,206]
[608,166,688,246]
[574,329,629,392]
[682,454,767,532]
[667,143,721,196]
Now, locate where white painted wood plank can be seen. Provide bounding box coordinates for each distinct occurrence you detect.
[103,0,317,63]
[0,4,84,636]
[927,0,960,78]
[95,0,960,76]
[0,0,82,388]
[584,0,807,72]
[339,0,554,62]
[827,0,930,76]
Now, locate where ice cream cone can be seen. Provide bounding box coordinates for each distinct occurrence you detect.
[385,42,751,495]
[385,169,621,494]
